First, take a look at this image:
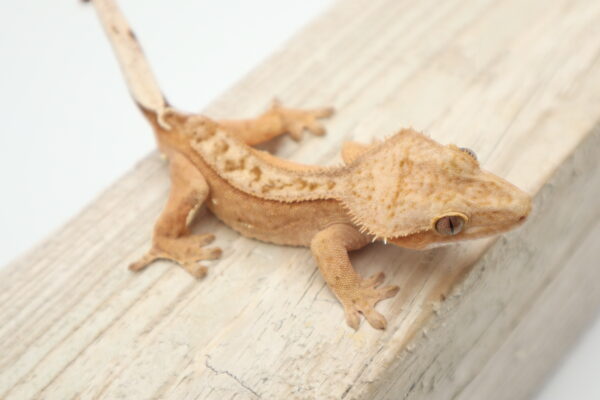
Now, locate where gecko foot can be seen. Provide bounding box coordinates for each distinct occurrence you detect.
[340,272,399,330]
[273,100,335,140]
[129,234,222,278]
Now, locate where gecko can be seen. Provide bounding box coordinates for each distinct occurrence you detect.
[88,0,532,330]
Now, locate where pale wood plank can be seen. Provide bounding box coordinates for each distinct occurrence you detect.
[1,0,600,398]
[461,189,600,399]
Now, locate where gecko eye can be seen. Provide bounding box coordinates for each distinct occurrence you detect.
[459,147,477,160]
[434,214,467,236]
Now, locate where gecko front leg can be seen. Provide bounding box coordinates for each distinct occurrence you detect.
[311,224,400,330]
[129,153,222,278]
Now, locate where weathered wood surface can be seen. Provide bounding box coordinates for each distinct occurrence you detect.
[2,0,600,399]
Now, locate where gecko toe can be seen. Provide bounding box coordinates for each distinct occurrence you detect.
[378,285,400,301]
[183,262,208,279]
[197,247,222,261]
[363,309,388,330]
[194,233,215,246]
[363,272,385,288]
[287,123,304,141]
[314,106,335,118]
[307,121,326,136]
[128,251,159,272]
[345,308,361,331]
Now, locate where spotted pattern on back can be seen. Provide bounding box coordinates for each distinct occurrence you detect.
[190,126,342,202]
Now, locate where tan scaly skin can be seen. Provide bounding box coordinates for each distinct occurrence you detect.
[89,0,532,330]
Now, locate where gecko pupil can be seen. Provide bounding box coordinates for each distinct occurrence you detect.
[435,215,465,236]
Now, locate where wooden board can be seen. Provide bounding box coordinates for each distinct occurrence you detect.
[1,0,600,398]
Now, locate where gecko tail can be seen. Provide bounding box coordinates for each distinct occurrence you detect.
[88,0,171,127]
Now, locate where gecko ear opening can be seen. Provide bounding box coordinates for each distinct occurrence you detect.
[432,213,468,236]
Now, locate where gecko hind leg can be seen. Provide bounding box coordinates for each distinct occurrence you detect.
[129,153,222,278]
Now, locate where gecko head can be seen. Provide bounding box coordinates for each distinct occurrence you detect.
[341,129,532,249]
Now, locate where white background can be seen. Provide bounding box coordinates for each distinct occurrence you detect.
[1,1,598,398]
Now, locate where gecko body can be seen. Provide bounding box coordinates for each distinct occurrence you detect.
[91,0,531,329]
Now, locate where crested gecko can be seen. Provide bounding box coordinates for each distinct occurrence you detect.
[88,0,532,330]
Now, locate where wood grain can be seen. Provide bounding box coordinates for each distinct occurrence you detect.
[2,0,600,398]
